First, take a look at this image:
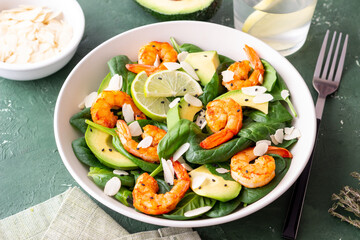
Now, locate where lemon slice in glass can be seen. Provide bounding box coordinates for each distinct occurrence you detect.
[131,71,170,121]
[242,0,316,38]
[144,70,203,97]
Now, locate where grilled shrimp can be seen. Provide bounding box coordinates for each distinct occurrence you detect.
[223,45,265,91]
[116,120,166,163]
[126,41,178,76]
[230,146,293,188]
[132,160,190,215]
[200,98,243,149]
[90,90,146,128]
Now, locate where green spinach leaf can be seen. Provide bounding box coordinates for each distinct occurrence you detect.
[71,137,109,169]
[97,72,112,94]
[239,122,286,142]
[179,43,203,53]
[88,167,135,188]
[115,187,133,207]
[249,101,293,124]
[261,60,277,92]
[70,108,92,134]
[163,192,216,220]
[206,196,242,218]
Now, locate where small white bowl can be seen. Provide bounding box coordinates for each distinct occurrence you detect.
[54,21,316,227]
[0,0,85,81]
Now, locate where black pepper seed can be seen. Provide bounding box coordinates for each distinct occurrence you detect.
[231,83,233,86]
[224,184,228,187]
[161,101,165,104]
[245,99,249,101]
[141,183,145,186]
[212,179,215,182]
[237,109,240,112]
[102,148,105,152]
[109,149,112,152]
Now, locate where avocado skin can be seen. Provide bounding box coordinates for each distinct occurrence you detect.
[134,0,222,21]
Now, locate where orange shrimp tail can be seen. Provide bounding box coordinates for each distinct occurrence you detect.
[173,161,190,181]
[267,146,293,158]
[125,63,168,76]
[244,45,264,75]
[116,120,131,140]
[200,129,235,149]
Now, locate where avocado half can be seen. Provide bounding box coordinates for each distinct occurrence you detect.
[134,0,222,21]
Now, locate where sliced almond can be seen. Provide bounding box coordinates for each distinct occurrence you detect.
[191,175,207,189]
[281,90,290,100]
[113,170,129,176]
[78,91,98,109]
[270,135,279,145]
[256,140,271,146]
[162,158,174,185]
[284,128,301,140]
[173,142,190,161]
[284,126,294,135]
[215,168,230,174]
[163,62,181,71]
[253,142,269,156]
[242,86,267,96]
[104,177,121,196]
[253,93,274,103]
[122,103,134,123]
[137,136,153,149]
[128,121,143,137]
[184,93,203,107]
[177,51,188,62]
[104,74,123,91]
[153,54,160,67]
[221,70,234,83]
[274,129,284,144]
[180,61,199,81]
[169,97,180,108]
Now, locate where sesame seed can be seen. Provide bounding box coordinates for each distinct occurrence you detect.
[224,184,227,187]
[136,147,140,150]
[199,120,202,124]
[212,179,215,182]
[231,83,233,86]
[90,128,92,132]
[183,88,186,91]
[237,109,240,112]
[245,99,249,101]
[204,55,207,57]
[152,45,155,47]
[199,186,202,189]
[255,88,258,91]
[161,101,165,104]
[195,94,198,97]
[188,103,190,107]
[158,77,162,80]
[137,114,140,117]
[150,196,154,199]
[141,183,145,186]
[109,149,112,152]
[246,170,248,173]
[194,68,199,71]
[102,148,105,152]
[179,105,182,109]
[189,174,191,177]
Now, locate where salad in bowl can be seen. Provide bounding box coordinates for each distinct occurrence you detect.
[55,21,316,227]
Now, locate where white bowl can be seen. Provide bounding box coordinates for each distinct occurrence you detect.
[0,0,85,81]
[54,21,316,227]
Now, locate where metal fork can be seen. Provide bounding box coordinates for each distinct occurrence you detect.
[282,30,349,239]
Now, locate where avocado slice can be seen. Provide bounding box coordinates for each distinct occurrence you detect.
[166,98,202,130]
[134,0,222,21]
[189,165,241,202]
[216,90,269,114]
[85,126,138,170]
[184,51,220,86]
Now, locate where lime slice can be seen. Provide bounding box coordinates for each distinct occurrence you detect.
[131,71,170,121]
[242,0,316,38]
[144,70,203,97]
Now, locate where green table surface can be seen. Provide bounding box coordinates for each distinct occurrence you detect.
[1,0,359,239]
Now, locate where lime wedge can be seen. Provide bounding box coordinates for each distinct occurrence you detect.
[131,71,170,121]
[144,70,203,97]
[242,0,316,38]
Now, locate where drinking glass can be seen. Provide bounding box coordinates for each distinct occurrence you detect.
[233,0,317,56]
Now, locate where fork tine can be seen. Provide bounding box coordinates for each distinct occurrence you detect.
[320,31,337,79]
[334,34,349,82]
[328,33,342,81]
[314,30,329,78]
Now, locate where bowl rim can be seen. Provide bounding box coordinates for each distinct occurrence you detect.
[54,20,316,227]
[0,0,85,71]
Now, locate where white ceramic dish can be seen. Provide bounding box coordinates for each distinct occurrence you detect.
[54,21,316,227]
[0,0,85,81]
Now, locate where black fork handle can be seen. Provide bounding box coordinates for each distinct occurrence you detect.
[282,118,321,239]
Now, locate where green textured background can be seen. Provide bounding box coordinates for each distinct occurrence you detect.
[0,0,359,239]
